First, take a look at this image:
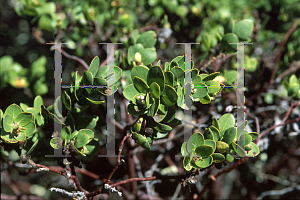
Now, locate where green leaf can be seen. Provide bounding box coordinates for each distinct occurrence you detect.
[74,131,90,148]
[96,65,108,78]
[244,134,252,145]
[237,121,246,139]
[187,132,205,152]
[127,103,145,115]
[114,66,122,83]
[205,139,216,151]
[131,65,149,83]
[233,19,254,40]
[128,44,144,64]
[199,94,211,104]
[20,103,29,112]
[136,31,157,48]
[226,154,234,162]
[1,128,18,143]
[175,5,189,18]
[82,71,93,94]
[71,71,80,101]
[212,153,225,163]
[61,126,71,145]
[160,106,175,124]
[4,104,22,120]
[192,83,208,98]
[22,121,36,137]
[164,71,174,86]
[195,145,214,158]
[3,115,14,132]
[192,74,202,83]
[149,82,161,98]
[147,65,165,93]
[78,129,94,138]
[224,70,237,83]
[31,56,46,78]
[123,84,140,101]
[14,113,33,127]
[209,126,220,141]
[170,66,184,86]
[221,33,239,52]
[82,95,105,105]
[181,142,190,157]
[70,131,78,140]
[248,132,259,141]
[0,109,3,128]
[139,48,157,66]
[50,137,63,149]
[38,15,55,31]
[94,77,107,93]
[89,56,99,77]
[194,156,213,168]
[149,97,160,117]
[35,2,56,15]
[177,84,184,106]
[62,91,72,111]
[15,131,26,142]
[206,80,221,94]
[245,142,260,157]
[218,114,235,137]
[133,76,149,93]
[203,128,214,140]
[212,118,220,130]
[245,145,252,151]
[33,96,43,111]
[154,122,172,133]
[216,141,229,153]
[289,74,298,85]
[221,127,237,144]
[231,141,246,157]
[160,85,178,106]
[183,157,192,171]
[202,72,220,81]
[171,56,185,70]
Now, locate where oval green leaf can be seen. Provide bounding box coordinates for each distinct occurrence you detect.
[147,65,165,93]
[160,85,178,106]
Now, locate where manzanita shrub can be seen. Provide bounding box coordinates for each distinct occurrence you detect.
[181,114,259,171]
[0,54,260,168]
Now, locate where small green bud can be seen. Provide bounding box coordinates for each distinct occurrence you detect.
[132,117,143,133]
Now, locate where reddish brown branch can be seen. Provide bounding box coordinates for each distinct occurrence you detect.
[275,63,300,83]
[197,101,300,199]
[110,176,156,188]
[60,49,89,70]
[33,164,88,194]
[197,157,249,199]
[86,176,156,197]
[247,18,299,103]
[269,18,299,85]
[106,134,132,183]
[257,102,297,141]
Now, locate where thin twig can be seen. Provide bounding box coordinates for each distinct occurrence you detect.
[247,18,299,103]
[245,109,260,133]
[275,63,300,83]
[106,134,132,183]
[197,101,300,199]
[197,157,249,199]
[257,102,297,141]
[86,177,156,198]
[110,177,156,188]
[60,49,89,70]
